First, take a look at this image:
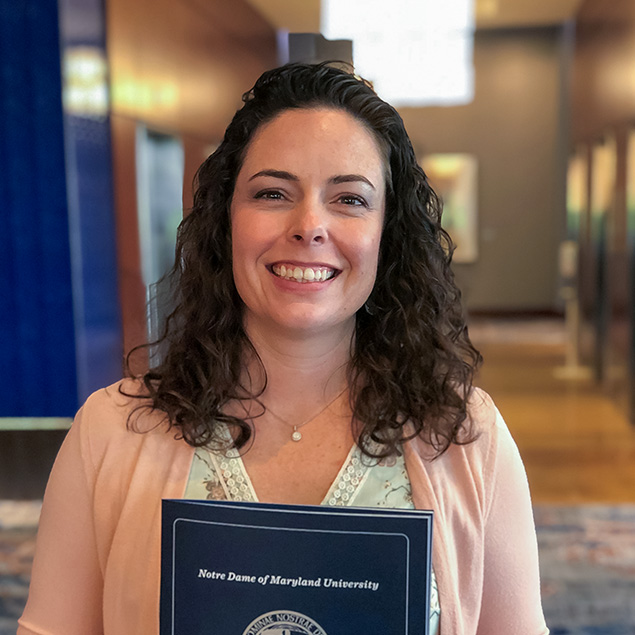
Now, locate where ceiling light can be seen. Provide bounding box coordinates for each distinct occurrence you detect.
[321,0,475,106]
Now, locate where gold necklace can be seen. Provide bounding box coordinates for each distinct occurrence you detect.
[264,388,347,442]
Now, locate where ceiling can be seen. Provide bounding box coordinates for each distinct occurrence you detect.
[245,0,585,32]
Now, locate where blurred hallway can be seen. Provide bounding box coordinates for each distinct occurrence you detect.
[470,317,635,504]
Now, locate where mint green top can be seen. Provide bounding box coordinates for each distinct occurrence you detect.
[184,426,440,634]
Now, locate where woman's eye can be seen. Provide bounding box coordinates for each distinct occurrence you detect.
[254,189,284,201]
[338,194,367,207]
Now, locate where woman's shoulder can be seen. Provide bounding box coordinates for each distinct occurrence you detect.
[406,387,526,516]
[80,377,149,421]
[82,377,148,412]
[408,387,505,457]
[465,386,502,433]
[444,388,527,508]
[408,387,520,485]
[463,387,517,471]
[74,378,173,452]
[68,379,193,492]
[452,387,518,467]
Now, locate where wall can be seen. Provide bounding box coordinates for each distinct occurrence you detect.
[571,0,635,143]
[399,27,570,312]
[106,0,277,356]
[571,0,635,417]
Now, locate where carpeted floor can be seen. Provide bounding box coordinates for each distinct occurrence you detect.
[0,502,39,635]
[1,502,634,634]
[535,504,635,635]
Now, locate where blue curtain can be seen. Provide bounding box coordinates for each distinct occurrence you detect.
[0,0,122,417]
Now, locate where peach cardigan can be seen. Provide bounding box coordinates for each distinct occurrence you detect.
[18,381,548,634]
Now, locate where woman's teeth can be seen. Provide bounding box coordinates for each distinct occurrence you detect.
[272,264,336,283]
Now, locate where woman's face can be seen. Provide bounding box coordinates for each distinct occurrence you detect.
[230,107,386,339]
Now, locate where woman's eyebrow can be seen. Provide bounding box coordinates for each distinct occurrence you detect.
[330,174,376,190]
[248,169,299,182]
[248,170,376,190]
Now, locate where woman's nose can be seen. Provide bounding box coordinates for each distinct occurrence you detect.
[288,199,327,245]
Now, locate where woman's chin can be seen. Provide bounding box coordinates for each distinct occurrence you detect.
[245,309,356,341]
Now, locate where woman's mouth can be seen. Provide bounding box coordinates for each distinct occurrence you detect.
[271,263,338,283]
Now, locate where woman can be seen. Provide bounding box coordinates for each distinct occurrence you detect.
[19,62,548,634]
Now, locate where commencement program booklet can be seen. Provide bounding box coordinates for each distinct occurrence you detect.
[160,499,433,635]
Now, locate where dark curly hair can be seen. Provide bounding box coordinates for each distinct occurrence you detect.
[124,61,481,459]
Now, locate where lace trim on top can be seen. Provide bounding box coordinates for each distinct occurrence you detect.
[182,425,439,635]
[185,426,409,508]
[322,446,372,506]
[185,429,374,505]
[184,424,258,502]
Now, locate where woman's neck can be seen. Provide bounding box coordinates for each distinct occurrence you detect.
[240,317,354,417]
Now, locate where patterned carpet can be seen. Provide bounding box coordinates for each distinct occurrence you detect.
[0,502,39,635]
[1,502,634,634]
[535,505,635,635]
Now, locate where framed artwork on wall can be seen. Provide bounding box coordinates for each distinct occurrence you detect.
[566,147,589,243]
[420,153,478,264]
[590,136,617,244]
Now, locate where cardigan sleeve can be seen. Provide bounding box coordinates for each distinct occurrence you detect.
[17,403,104,635]
[476,406,549,635]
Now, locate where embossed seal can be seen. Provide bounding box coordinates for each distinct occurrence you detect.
[242,610,327,635]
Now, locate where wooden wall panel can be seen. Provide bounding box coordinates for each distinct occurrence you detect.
[572,0,635,143]
[110,115,147,360]
[106,0,277,357]
[107,0,276,139]
[183,136,218,214]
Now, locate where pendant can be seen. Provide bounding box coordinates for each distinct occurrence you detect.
[291,428,302,442]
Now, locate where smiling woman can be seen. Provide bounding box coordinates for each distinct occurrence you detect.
[231,107,385,339]
[18,63,549,635]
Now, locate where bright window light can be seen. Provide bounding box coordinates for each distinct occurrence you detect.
[63,47,109,117]
[321,0,475,107]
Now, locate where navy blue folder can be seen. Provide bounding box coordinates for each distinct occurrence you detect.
[161,499,433,634]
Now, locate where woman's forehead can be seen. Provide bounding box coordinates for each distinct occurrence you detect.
[239,107,388,186]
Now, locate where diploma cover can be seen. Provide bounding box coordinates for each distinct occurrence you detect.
[161,499,433,634]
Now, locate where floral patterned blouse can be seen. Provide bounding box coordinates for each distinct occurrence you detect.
[183,425,440,634]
